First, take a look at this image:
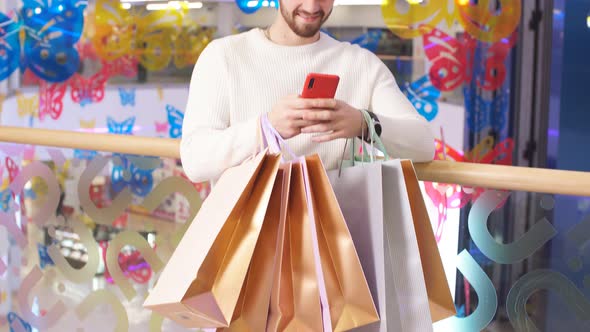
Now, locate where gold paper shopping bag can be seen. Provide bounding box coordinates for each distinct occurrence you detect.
[144,150,281,328]
[220,166,287,331]
[400,160,456,322]
[306,155,380,331]
[267,162,323,332]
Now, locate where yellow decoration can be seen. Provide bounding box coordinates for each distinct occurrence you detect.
[381,0,456,39]
[80,118,96,129]
[93,0,186,71]
[455,0,521,43]
[0,93,5,112]
[16,91,39,118]
[157,86,164,100]
[173,24,213,69]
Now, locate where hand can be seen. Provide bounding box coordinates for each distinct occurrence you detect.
[300,99,367,143]
[267,95,322,139]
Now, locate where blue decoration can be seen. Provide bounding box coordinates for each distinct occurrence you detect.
[235,0,277,14]
[0,13,20,81]
[7,312,32,332]
[37,243,54,269]
[111,155,157,197]
[0,188,11,212]
[107,116,136,135]
[19,0,87,82]
[73,149,98,160]
[402,75,441,122]
[463,86,508,133]
[166,104,184,138]
[350,29,382,52]
[118,87,135,107]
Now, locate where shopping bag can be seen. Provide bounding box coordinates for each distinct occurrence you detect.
[306,155,380,331]
[144,149,282,328]
[220,165,287,331]
[259,114,379,331]
[326,110,455,331]
[399,160,456,322]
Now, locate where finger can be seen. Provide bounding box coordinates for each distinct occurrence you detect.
[302,110,335,121]
[292,98,337,110]
[311,131,343,143]
[292,119,319,127]
[300,123,333,134]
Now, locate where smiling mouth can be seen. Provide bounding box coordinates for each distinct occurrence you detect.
[297,13,322,23]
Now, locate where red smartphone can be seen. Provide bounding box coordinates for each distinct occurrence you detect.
[301,73,340,99]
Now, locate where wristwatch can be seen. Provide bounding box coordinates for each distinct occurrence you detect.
[359,110,382,143]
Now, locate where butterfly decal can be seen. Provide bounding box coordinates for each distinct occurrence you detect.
[166,104,184,138]
[111,155,158,197]
[118,87,135,107]
[5,157,19,182]
[0,93,5,116]
[350,29,382,53]
[15,91,39,118]
[107,116,136,135]
[7,312,32,332]
[19,0,87,82]
[422,26,517,92]
[37,243,54,269]
[154,121,169,135]
[157,86,164,100]
[0,188,11,212]
[424,136,514,242]
[463,86,509,133]
[38,81,67,121]
[102,55,138,78]
[70,69,109,106]
[74,119,98,160]
[402,75,441,121]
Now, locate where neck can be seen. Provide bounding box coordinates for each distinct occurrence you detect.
[266,18,320,46]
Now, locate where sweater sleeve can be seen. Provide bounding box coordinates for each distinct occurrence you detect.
[180,40,260,183]
[368,55,435,162]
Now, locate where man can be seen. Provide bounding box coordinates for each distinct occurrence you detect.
[180,0,434,183]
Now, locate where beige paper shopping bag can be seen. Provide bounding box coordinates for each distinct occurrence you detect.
[400,160,456,322]
[144,150,281,328]
[219,166,287,331]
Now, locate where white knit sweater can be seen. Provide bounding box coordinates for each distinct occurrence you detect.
[180,28,435,183]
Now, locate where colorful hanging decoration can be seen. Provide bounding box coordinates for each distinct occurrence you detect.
[422,26,517,92]
[350,29,383,53]
[0,12,20,82]
[111,156,156,197]
[455,0,521,43]
[173,24,213,69]
[38,81,67,121]
[463,86,509,133]
[93,0,186,71]
[235,0,278,14]
[19,0,87,82]
[401,75,441,121]
[381,0,455,39]
[165,104,184,138]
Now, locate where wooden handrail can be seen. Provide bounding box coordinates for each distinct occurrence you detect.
[2,126,590,197]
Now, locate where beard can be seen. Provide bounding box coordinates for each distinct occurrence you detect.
[279,1,332,38]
